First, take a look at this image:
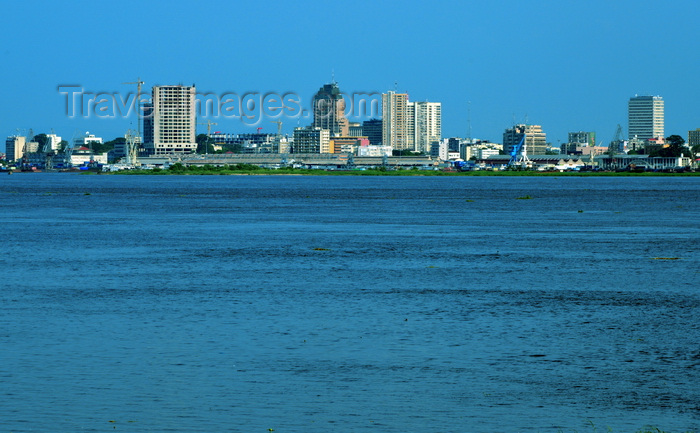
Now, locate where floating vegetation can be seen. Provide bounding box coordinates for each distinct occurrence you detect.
[465,199,474,202]
[84,192,91,195]
[578,210,584,213]
[652,257,680,260]
[516,195,533,200]
[313,248,330,251]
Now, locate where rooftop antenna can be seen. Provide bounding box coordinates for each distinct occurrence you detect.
[331,69,335,84]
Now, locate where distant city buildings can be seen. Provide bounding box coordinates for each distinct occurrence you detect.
[362,118,382,145]
[628,95,664,141]
[381,91,441,153]
[292,126,330,153]
[348,122,363,137]
[413,101,442,154]
[312,82,349,137]
[688,128,700,148]
[561,131,596,154]
[382,91,412,151]
[74,132,102,150]
[503,124,547,156]
[143,85,197,155]
[5,136,26,162]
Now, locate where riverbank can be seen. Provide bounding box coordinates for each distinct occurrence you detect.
[107,165,700,176]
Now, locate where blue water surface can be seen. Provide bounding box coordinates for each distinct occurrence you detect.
[1,173,698,433]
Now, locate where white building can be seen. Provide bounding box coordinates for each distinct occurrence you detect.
[357,145,392,157]
[478,148,500,159]
[73,132,101,149]
[430,139,448,160]
[412,101,441,154]
[144,85,197,155]
[628,95,664,141]
[45,134,62,152]
[382,91,441,153]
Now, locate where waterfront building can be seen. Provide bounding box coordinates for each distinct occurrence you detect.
[503,124,547,156]
[478,148,500,159]
[430,138,448,160]
[562,132,595,154]
[5,136,26,162]
[329,136,369,154]
[413,101,442,154]
[382,92,441,153]
[628,95,664,141]
[362,118,382,145]
[208,132,281,154]
[143,85,197,155]
[73,132,102,150]
[292,127,330,154]
[357,145,392,157]
[688,128,700,148]
[45,134,62,152]
[382,91,413,151]
[312,82,349,137]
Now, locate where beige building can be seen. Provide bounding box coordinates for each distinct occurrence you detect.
[382,91,413,151]
[382,91,441,153]
[503,124,547,155]
[144,85,197,155]
[5,136,26,162]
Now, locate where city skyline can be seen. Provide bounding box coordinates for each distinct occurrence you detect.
[2,0,699,147]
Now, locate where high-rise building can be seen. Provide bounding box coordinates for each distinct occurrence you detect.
[628,95,664,141]
[382,91,413,151]
[5,136,26,162]
[688,128,700,148]
[143,85,196,155]
[503,124,547,156]
[362,118,382,145]
[382,91,441,153]
[562,131,596,154]
[413,101,441,154]
[312,82,349,137]
[292,126,330,154]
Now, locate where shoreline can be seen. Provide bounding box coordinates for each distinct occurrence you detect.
[105,169,700,177]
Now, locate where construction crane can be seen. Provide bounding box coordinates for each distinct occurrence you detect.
[62,129,80,169]
[42,128,56,170]
[270,120,283,136]
[607,124,625,169]
[508,134,530,168]
[197,120,217,155]
[122,77,145,141]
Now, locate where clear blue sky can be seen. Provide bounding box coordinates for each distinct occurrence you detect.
[2,0,699,148]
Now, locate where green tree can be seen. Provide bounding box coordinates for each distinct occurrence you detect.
[653,135,691,158]
[33,134,48,149]
[196,133,215,154]
[692,144,700,157]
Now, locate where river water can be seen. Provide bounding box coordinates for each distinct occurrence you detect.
[1,173,698,433]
